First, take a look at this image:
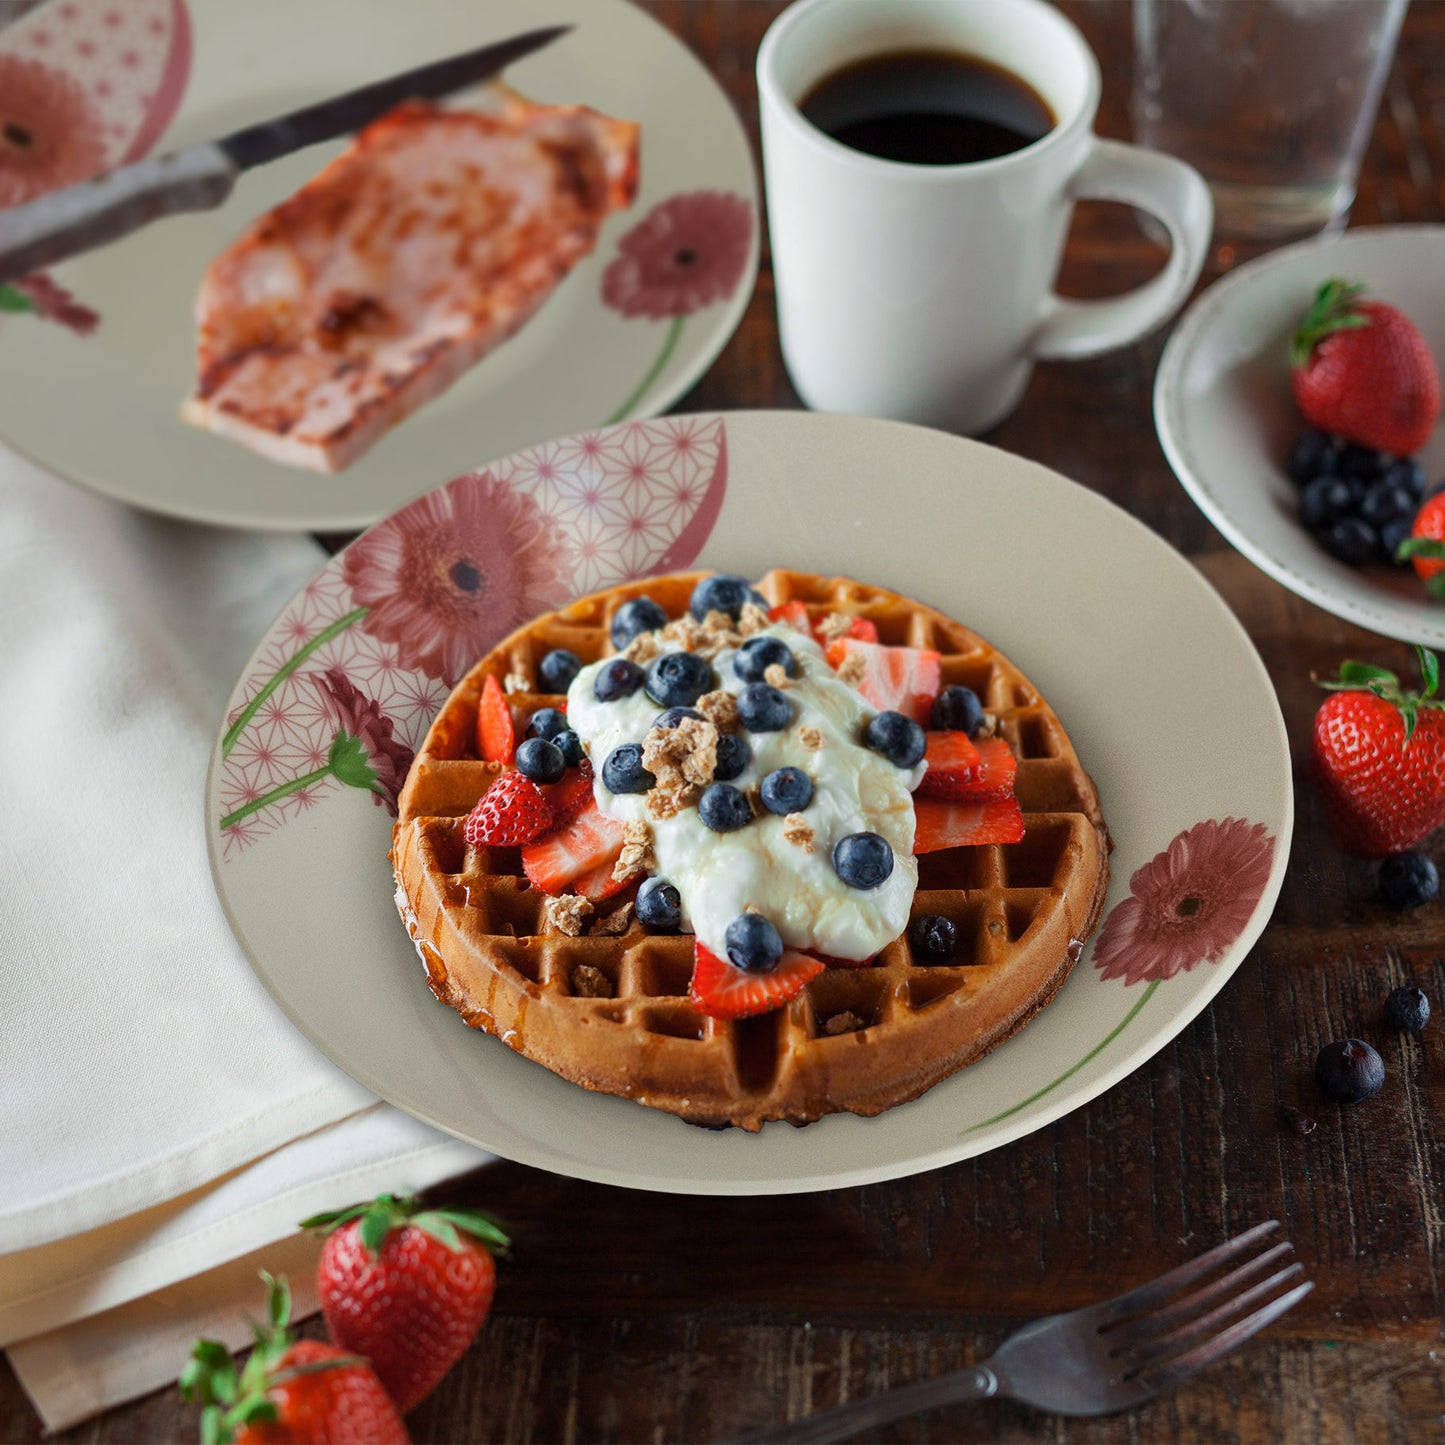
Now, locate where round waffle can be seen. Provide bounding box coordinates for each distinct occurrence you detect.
[392,569,1110,1130]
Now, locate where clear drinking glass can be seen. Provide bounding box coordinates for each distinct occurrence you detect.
[1132,0,1408,244]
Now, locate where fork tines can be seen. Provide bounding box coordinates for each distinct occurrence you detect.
[1096,1220,1313,1390]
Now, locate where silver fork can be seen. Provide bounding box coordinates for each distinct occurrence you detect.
[736,1220,1312,1444]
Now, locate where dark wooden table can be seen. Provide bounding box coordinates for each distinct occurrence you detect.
[7,2,1445,1440]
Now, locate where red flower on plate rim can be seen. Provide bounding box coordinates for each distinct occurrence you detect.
[601,190,754,321]
[1092,817,1276,986]
[0,53,107,208]
[342,470,570,687]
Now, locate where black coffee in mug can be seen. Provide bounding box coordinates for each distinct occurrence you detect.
[800,49,1055,165]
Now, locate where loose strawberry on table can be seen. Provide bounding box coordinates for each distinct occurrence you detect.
[302,1193,510,1416]
[181,1273,409,1444]
[1313,646,1445,857]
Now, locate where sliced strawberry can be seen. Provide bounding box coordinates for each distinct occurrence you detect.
[521,798,625,895]
[913,795,1025,851]
[840,616,879,643]
[963,737,1017,802]
[688,942,825,1020]
[476,673,515,764]
[768,599,813,633]
[541,757,594,827]
[825,639,941,723]
[917,731,984,799]
[463,772,552,848]
[573,855,631,902]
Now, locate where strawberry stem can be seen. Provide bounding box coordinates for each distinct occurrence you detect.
[1291,277,1371,368]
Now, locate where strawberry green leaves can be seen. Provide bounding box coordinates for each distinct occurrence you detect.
[1290,278,1371,368]
[1316,646,1444,741]
[301,1192,511,1258]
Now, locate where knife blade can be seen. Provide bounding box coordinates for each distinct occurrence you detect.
[0,24,571,285]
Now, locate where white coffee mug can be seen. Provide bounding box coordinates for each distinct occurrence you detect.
[757,0,1214,434]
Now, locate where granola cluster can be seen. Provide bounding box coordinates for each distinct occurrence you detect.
[641,715,720,820]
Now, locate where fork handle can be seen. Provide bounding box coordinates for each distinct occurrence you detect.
[737,1365,1000,1444]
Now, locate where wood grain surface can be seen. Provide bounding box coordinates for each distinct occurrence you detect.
[6,2,1445,1441]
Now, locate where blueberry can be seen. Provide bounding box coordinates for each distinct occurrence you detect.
[1315,1038,1385,1103]
[760,766,813,815]
[833,832,894,889]
[865,710,927,768]
[594,658,644,702]
[1378,851,1438,909]
[636,876,683,932]
[733,635,799,683]
[737,682,792,731]
[653,706,705,730]
[689,573,753,622]
[1320,516,1376,567]
[1338,443,1386,483]
[645,650,715,708]
[1385,985,1431,1033]
[601,743,655,795]
[1380,515,1415,565]
[1360,479,1416,528]
[724,912,783,972]
[1299,476,1357,531]
[909,914,957,962]
[713,732,752,782]
[1382,456,1428,498]
[1287,428,1339,485]
[525,706,568,742]
[553,729,585,768]
[538,648,582,694]
[698,782,752,832]
[930,685,984,736]
[610,596,669,650]
[514,736,565,785]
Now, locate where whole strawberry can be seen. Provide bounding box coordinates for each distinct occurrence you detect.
[1396,490,1445,598]
[1291,279,1440,456]
[180,1273,409,1444]
[304,1194,509,1414]
[1313,646,1445,857]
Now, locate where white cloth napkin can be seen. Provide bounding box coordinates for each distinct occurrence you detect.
[0,446,493,1427]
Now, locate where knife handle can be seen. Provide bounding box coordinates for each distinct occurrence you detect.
[0,144,238,286]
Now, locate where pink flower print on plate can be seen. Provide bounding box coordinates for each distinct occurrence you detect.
[0,0,190,188]
[602,191,755,320]
[0,53,107,207]
[345,470,571,688]
[1092,817,1276,986]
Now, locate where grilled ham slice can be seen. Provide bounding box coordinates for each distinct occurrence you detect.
[182,92,640,472]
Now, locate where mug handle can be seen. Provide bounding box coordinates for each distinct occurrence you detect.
[1030,138,1214,361]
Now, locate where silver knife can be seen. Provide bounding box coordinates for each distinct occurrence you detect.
[0,24,571,285]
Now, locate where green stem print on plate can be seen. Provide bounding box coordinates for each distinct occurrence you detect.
[219,729,388,830]
[0,286,36,315]
[968,817,1277,1135]
[221,606,368,758]
[604,315,684,425]
[969,981,1160,1133]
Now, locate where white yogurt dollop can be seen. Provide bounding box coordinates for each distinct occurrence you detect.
[565,624,922,961]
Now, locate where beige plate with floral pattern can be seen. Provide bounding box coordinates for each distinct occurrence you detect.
[207,411,1293,1194]
[0,0,758,531]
